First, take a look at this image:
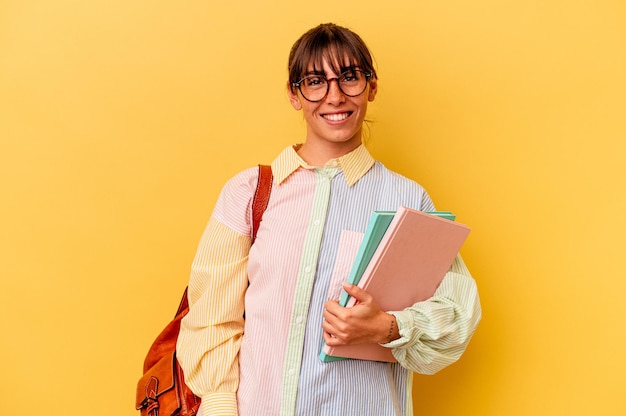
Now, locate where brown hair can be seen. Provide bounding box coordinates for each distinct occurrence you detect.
[288,23,377,91]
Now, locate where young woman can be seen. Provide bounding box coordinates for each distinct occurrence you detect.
[177,23,481,416]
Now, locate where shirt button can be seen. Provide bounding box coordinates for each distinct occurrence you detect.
[288,368,295,376]
[296,316,303,324]
[304,266,311,273]
[313,219,321,226]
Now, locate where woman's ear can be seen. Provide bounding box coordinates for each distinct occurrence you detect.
[287,82,303,110]
[368,78,378,102]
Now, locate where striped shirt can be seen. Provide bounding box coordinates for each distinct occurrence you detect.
[177,144,482,416]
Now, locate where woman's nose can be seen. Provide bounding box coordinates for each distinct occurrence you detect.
[325,78,345,104]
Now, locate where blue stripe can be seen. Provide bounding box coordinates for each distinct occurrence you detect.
[295,163,433,416]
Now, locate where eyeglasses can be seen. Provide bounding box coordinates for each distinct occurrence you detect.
[292,69,372,102]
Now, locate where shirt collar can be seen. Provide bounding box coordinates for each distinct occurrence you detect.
[271,144,375,187]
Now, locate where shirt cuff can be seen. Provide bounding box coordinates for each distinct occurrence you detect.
[201,392,238,416]
[380,310,413,348]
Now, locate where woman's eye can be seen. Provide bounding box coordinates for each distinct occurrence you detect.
[305,77,325,87]
[341,71,359,82]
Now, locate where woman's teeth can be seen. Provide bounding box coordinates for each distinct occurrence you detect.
[323,113,349,121]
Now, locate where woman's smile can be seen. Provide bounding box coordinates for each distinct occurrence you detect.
[321,111,352,122]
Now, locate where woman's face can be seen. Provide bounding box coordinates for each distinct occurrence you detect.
[288,57,377,154]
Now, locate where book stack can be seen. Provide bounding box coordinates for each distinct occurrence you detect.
[320,206,470,363]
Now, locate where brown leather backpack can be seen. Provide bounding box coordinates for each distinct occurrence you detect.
[136,165,273,415]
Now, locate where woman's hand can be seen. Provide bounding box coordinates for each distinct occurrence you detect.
[322,282,399,346]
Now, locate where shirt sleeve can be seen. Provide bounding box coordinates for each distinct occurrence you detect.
[383,254,482,374]
[175,217,251,415]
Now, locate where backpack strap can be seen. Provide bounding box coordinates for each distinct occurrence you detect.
[251,164,273,242]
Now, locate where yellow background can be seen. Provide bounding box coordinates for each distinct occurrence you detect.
[1,1,625,415]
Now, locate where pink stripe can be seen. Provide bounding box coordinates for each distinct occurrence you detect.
[239,169,317,414]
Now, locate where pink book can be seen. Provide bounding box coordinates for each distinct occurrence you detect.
[322,206,471,362]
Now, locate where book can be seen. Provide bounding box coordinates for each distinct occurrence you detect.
[338,211,395,307]
[320,206,470,363]
[337,210,458,307]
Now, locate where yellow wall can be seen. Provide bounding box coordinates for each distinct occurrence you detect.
[1,1,624,415]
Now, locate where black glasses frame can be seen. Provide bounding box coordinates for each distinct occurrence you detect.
[292,69,373,102]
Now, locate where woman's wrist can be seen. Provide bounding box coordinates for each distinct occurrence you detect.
[382,313,400,343]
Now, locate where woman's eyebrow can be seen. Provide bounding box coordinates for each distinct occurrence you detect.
[303,65,360,77]
[340,65,359,72]
[304,70,326,76]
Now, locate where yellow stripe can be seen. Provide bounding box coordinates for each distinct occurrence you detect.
[177,218,251,408]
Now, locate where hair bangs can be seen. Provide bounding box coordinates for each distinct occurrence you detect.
[311,44,361,76]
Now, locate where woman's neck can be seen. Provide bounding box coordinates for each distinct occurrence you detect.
[296,140,362,167]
